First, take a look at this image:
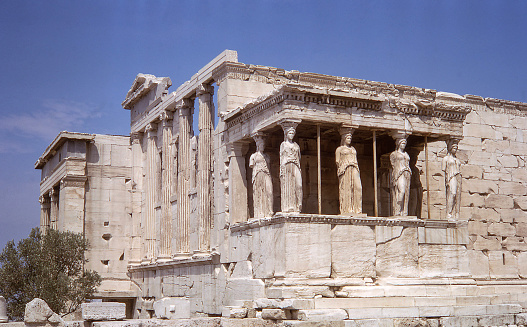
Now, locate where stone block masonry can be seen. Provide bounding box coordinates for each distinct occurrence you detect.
[34,50,527,323]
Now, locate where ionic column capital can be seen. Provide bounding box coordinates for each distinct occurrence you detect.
[49,188,58,200]
[196,84,214,97]
[176,98,194,116]
[160,110,174,124]
[145,123,158,137]
[131,132,142,144]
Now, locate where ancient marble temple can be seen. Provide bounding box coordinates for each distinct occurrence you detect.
[37,50,527,325]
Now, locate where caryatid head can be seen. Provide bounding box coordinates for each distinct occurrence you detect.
[446,138,460,155]
[252,133,267,152]
[279,120,300,142]
[339,126,355,146]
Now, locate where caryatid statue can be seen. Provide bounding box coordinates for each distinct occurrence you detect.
[249,133,274,218]
[279,120,302,213]
[335,127,362,215]
[442,138,461,220]
[390,133,411,216]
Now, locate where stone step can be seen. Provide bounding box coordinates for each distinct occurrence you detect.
[344,304,522,320]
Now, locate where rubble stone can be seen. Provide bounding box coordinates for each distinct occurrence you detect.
[24,298,63,326]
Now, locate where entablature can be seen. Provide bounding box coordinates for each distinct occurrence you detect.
[222,84,471,144]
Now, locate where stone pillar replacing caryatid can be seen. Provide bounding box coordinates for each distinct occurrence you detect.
[129,132,143,264]
[39,195,51,234]
[175,99,193,256]
[196,84,214,253]
[229,142,249,223]
[49,188,59,230]
[158,111,173,261]
[143,123,157,262]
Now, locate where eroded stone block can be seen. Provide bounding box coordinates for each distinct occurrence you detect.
[225,278,265,306]
[331,225,375,278]
[152,297,190,319]
[418,245,469,278]
[284,223,331,278]
[376,227,418,278]
[468,250,490,279]
[298,309,348,322]
[81,302,125,321]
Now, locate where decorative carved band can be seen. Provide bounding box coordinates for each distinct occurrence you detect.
[60,175,87,188]
[225,90,381,129]
[229,213,464,233]
[389,97,471,122]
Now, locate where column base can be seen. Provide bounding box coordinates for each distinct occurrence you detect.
[156,255,172,263]
[173,253,191,259]
[192,250,210,258]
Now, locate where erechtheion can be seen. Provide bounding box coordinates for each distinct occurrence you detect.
[35,50,527,325]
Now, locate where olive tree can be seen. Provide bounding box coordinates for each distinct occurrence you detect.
[0,228,101,321]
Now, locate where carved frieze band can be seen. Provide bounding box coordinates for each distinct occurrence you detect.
[389,97,471,121]
[60,175,88,188]
[225,91,381,129]
[229,213,465,233]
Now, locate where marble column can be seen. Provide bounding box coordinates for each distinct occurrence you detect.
[49,188,59,230]
[159,111,173,261]
[129,132,143,264]
[175,99,193,256]
[144,123,157,262]
[39,195,51,235]
[197,84,214,253]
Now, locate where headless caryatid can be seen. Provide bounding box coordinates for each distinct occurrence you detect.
[249,133,274,218]
[335,129,362,215]
[390,135,411,216]
[279,121,302,213]
[442,139,461,220]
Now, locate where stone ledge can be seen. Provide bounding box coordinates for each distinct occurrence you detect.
[128,252,219,271]
[230,213,466,233]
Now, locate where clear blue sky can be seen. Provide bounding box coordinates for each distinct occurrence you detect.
[1,1,526,249]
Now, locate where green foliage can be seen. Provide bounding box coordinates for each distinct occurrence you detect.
[0,228,101,321]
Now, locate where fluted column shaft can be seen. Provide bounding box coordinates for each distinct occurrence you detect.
[159,112,173,260]
[197,84,214,253]
[144,124,157,262]
[39,196,51,235]
[49,189,59,230]
[176,99,193,255]
[129,132,143,264]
